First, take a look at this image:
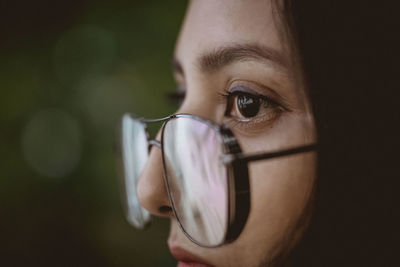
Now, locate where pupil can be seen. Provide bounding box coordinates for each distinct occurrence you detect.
[237,94,260,118]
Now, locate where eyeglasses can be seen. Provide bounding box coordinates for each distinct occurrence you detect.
[118,113,317,247]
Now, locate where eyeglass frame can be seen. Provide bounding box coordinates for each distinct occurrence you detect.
[121,112,317,247]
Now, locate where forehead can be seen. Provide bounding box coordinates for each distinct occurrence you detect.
[175,0,283,65]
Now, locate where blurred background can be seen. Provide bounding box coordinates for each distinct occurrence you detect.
[1,0,187,266]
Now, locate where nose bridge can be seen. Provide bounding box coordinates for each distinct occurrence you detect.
[177,100,218,122]
[176,82,226,123]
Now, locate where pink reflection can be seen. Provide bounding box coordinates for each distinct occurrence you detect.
[164,117,228,245]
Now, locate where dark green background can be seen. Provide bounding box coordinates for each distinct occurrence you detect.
[1,1,187,266]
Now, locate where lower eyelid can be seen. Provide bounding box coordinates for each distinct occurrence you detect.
[225,108,283,133]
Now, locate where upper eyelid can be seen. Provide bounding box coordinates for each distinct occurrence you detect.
[228,86,269,100]
[225,89,280,113]
[228,81,292,111]
[227,84,285,107]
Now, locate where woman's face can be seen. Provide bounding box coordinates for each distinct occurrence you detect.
[137,0,317,266]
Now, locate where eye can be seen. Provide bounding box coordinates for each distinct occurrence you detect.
[224,86,279,121]
[233,93,264,118]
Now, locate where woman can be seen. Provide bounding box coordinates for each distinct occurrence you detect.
[120,0,399,266]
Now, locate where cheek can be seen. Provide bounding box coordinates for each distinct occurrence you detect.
[241,152,317,259]
[222,113,317,261]
[236,112,316,154]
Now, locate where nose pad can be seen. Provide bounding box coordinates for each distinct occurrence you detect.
[137,140,174,218]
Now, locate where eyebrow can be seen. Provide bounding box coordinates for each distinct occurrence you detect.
[172,43,288,76]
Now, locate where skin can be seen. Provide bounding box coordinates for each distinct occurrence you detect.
[137,0,317,266]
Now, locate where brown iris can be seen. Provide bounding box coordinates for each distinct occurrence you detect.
[236,93,262,118]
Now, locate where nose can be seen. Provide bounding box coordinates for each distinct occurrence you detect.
[136,103,208,218]
[136,138,174,217]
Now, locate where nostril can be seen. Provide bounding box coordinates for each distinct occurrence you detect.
[159,205,173,213]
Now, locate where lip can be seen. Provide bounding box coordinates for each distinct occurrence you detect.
[168,244,213,267]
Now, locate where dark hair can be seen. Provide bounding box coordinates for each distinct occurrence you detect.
[279,1,399,266]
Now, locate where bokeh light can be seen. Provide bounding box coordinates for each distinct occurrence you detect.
[21,109,82,178]
[0,1,187,266]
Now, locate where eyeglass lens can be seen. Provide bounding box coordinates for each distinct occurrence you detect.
[162,117,229,246]
[121,114,151,228]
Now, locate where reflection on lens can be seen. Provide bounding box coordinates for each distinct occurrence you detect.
[163,116,228,246]
[121,114,151,228]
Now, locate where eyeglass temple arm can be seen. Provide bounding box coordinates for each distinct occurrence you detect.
[221,143,318,165]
